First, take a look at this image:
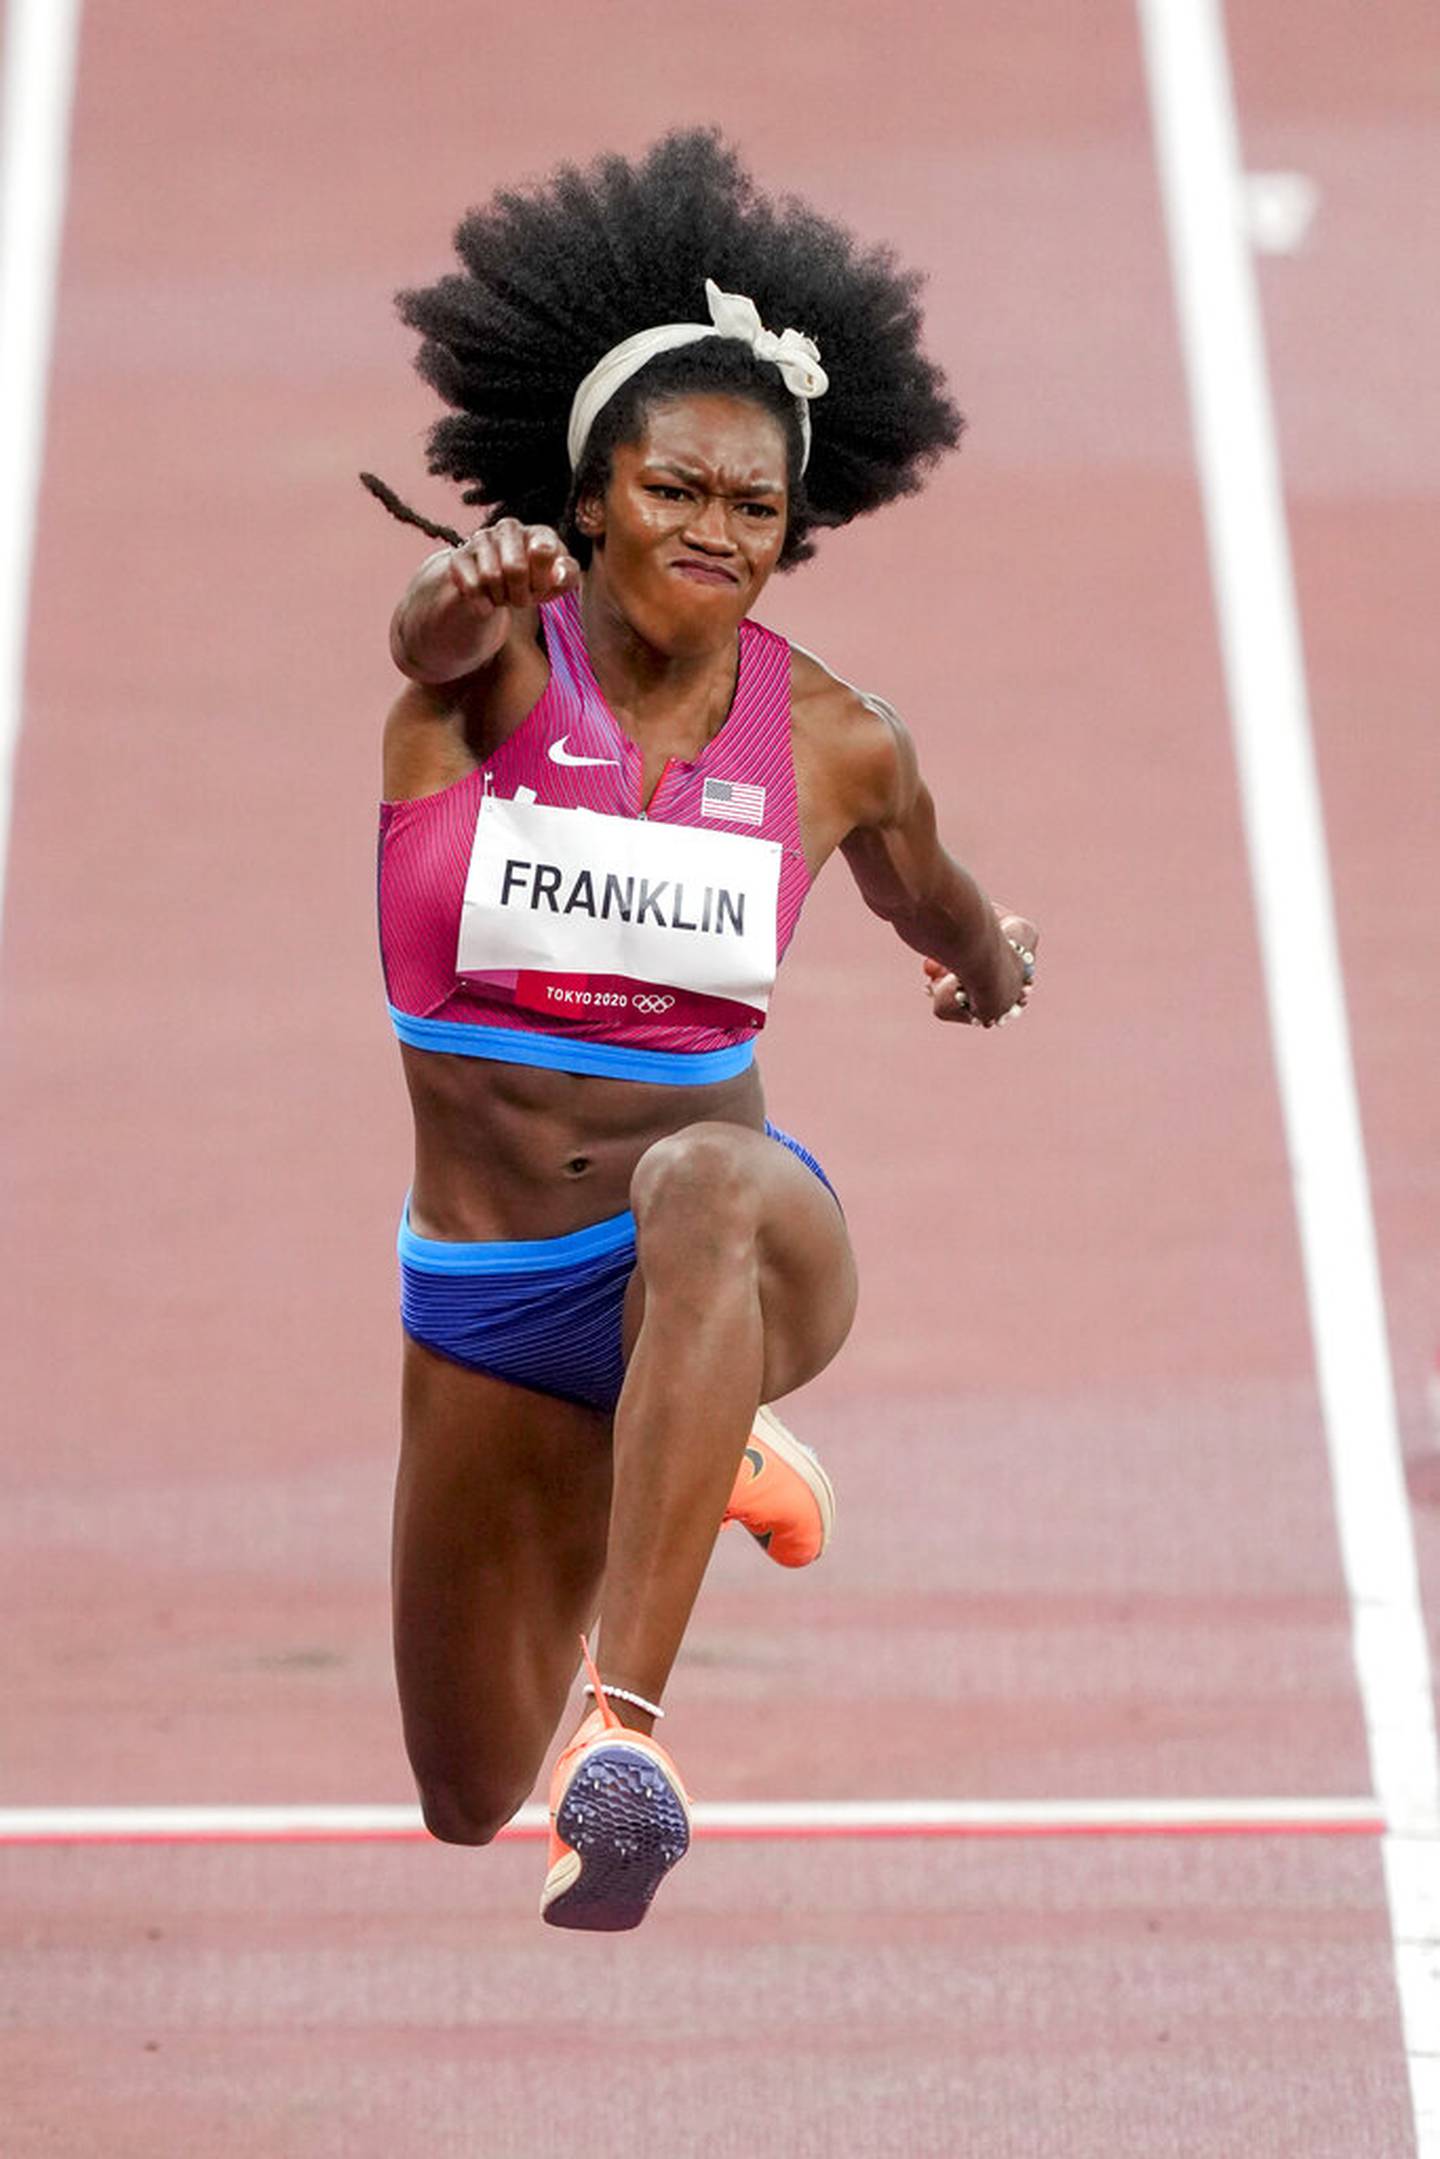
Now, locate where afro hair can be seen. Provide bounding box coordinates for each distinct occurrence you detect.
[378,129,964,570]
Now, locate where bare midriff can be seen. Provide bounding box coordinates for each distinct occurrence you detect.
[401,1043,767,1242]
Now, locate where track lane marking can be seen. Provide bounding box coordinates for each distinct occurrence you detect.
[1137,0,1440,2144]
[0,0,83,923]
[0,1798,1386,1845]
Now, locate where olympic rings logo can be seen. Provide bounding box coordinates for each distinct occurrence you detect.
[633,994,676,1014]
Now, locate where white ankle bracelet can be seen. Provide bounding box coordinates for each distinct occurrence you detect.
[584,1681,665,1721]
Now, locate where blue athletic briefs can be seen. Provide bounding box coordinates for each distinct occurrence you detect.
[398,1122,836,1412]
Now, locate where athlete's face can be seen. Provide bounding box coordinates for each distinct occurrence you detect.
[579,395,790,651]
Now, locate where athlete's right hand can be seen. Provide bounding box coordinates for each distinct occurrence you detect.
[447,518,580,611]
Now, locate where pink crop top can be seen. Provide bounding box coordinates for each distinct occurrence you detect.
[378,591,814,1083]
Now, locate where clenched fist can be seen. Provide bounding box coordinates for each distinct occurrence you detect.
[924,907,1039,1028]
[447,518,581,612]
[391,518,584,683]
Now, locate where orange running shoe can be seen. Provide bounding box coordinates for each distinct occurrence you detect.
[540,1649,691,1934]
[722,1404,836,1567]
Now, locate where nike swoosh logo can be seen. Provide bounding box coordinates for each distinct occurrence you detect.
[547,734,619,768]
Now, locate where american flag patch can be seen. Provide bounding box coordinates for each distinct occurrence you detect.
[701,777,766,827]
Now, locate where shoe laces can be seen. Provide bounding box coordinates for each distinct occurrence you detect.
[578,1633,623,1731]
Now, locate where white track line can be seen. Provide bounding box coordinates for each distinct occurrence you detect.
[0,1797,1385,1846]
[1137,0,1440,2144]
[0,0,83,923]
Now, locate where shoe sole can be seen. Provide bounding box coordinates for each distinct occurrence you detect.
[751,1405,837,1559]
[541,1743,691,1933]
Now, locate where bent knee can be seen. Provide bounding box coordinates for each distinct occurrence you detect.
[415,1775,531,1848]
[630,1124,764,1238]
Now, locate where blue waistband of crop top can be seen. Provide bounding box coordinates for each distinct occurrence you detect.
[388,1004,757,1085]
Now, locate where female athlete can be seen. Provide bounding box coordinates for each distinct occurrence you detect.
[370,131,1037,1931]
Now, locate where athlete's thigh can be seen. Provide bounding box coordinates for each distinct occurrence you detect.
[748,1136,857,1398]
[623,1122,858,1402]
[392,1337,613,1810]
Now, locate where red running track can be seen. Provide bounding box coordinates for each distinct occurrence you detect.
[1,1,1436,2153]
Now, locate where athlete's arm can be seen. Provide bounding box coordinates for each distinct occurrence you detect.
[838,696,1035,1028]
[389,519,580,685]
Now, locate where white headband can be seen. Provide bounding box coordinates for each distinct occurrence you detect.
[566,278,828,474]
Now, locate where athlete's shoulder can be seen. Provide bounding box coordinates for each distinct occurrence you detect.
[787,641,901,729]
[787,643,915,828]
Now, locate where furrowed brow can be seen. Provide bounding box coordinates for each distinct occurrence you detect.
[648,461,783,496]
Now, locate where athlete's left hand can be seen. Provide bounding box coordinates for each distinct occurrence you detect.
[924,906,1039,1027]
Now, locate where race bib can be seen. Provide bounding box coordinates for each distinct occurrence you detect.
[457,796,782,1012]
